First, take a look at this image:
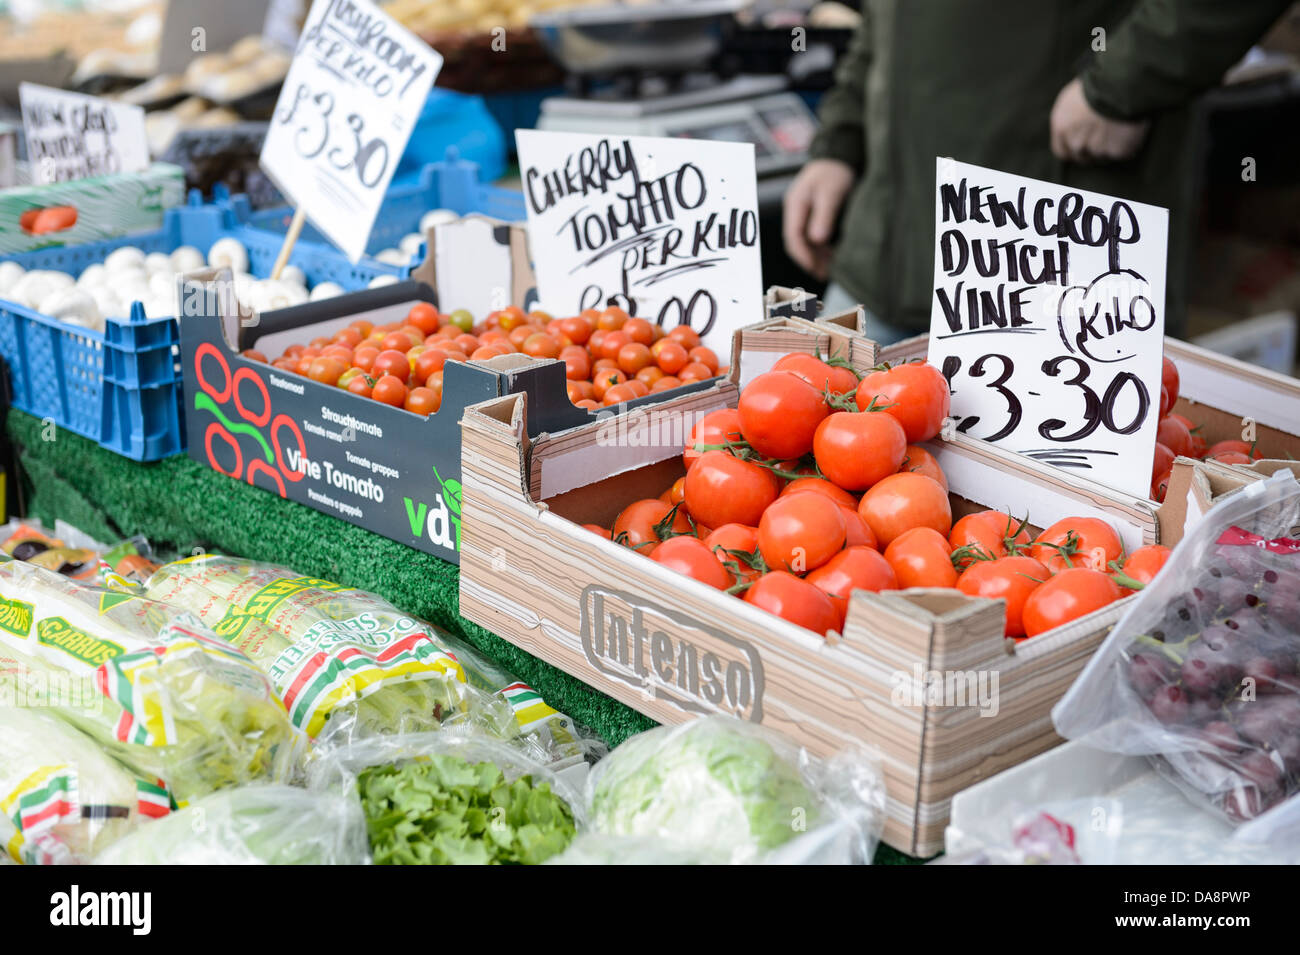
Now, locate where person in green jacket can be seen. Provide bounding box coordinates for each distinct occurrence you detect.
[784,0,1292,344]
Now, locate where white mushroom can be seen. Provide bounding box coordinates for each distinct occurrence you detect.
[399,232,425,256]
[374,247,410,265]
[144,251,173,274]
[250,279,308,312]
[368,275,399,289]
[207,237,250,273]
[169,245,206,273]
[11,270,75,308]
[76,263,109,288]
[143,292,178,319]
[90,286,125,321]
[0,261,26,296]
[277,264,306,287]
[39,288,102,330]
[308,281,344,302]
[419,209,458,233]
[104,246,147,274]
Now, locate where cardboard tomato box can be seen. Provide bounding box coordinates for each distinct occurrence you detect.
[176,275,721,563]
[457,314,1158,856]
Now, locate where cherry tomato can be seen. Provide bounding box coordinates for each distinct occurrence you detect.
[883,527,958,588]
[597,306,629,331]
[948,510,1031,568]
[308,357,347,386]
[406,303,440,334]
[372,349,411,385]
[559,316,593,345]
[1022,568,1123,637]
[1115,544,1171,595]
[780,477,857,509]
[612,499,691,552]
[757,491,846,573]
[743,570,842,635]
[667,325,701,349]
[738,371,829,459]
[683,450,780,529]
[650,339,689,374]
[806,546,897,620]
[241,349,268,363]
[336,367,365,390]
[522,333,561,359]
[956,555,1050,638]
[855,362,950,443]
[618,342,653,375]
[678,361,715,382]
[1030,517,1123,574]
[602,383,639,405]
[651,375,683,393]
[684,408,743,468]
[591,369,627,401]
[380,331,414,353]
[414,348,448,384]
[1162,356,1180,408]
[650,535,733,589]
[1205,439,1262,461]
[812,411,906,491]
[857,472,952,547]
[346,374,373,399]
[405,386,439,416]
[900,444,947,490]
[333,327,364,348]
[773,352,859,394]
[688,346,719,374]
[371,374,408,408]
[622,317,655,345]
[599,331,632,363]
[1156,416,1192,458]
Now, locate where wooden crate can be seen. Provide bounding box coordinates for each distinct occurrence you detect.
[458,321,1158,856]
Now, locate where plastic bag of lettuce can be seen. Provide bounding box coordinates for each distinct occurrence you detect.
[550,717,886,865]
[308,729,585,865]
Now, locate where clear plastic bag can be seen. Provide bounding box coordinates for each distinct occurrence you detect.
[551,716,885,866]
[1053,470,1300,826]
[308,728,586,865]
[93,785,369,865]
[0,559,300,804]
[0,707,169,864]
[141,555,595,766]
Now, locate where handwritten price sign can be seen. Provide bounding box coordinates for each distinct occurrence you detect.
[515,130,762,351]
[20,83,149,184]
[928,159,1169,498]
[260,0,441,262]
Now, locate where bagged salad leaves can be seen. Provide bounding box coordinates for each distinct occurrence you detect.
[0,559,299,804]
[94,784,369,865]
[1053,470,1300,829]
[308,729,584,865]
[140,555,592,766]
[1,706,171,864]
[554,716,885,865]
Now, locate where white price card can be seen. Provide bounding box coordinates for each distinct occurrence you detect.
[19,83,149,184]
[515,129,763,351]
[928,159,1169,498]
[260,0,442,263]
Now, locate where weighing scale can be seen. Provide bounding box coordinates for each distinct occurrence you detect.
[536,74,817,207]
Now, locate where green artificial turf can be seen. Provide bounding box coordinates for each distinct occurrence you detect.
[6,409,921,865]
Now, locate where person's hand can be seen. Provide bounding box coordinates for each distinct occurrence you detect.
[783,158,856,280]
[1050,78,1149,163]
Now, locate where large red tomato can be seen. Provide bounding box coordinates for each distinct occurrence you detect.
[683,450,780,528]
[737,371,829,459]
[743,570,842,635]
[812,411,906,491]
[857,472,952,548]
[948,510,1031,569]
[1022,568,1123,637]
[956,555,1050,638]
[1114,544,1172,595]
[1029,517,1122,574]
[855,362,950,442]
[612,498,692,551]
[684,408,743,469]
[882,527,958,588]
[805,546,898,620]
[650,536,733,589]
[780,477,857,509]
[757,491,846,573]
[772,352,859,394]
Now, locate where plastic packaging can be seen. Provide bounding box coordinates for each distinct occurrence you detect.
[94,784,369,865]
[1053,470,1300,826]
[1,707,171,864]
[0,559,299,804]
[554,716,886,865]
[308,728,585,865]
[141,555,594,766]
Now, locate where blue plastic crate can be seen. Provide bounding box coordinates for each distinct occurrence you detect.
[234,153,526,258]
[0,197,409,461]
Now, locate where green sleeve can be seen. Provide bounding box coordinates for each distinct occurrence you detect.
[807,14,872,171]
[1082,0,1292,119]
